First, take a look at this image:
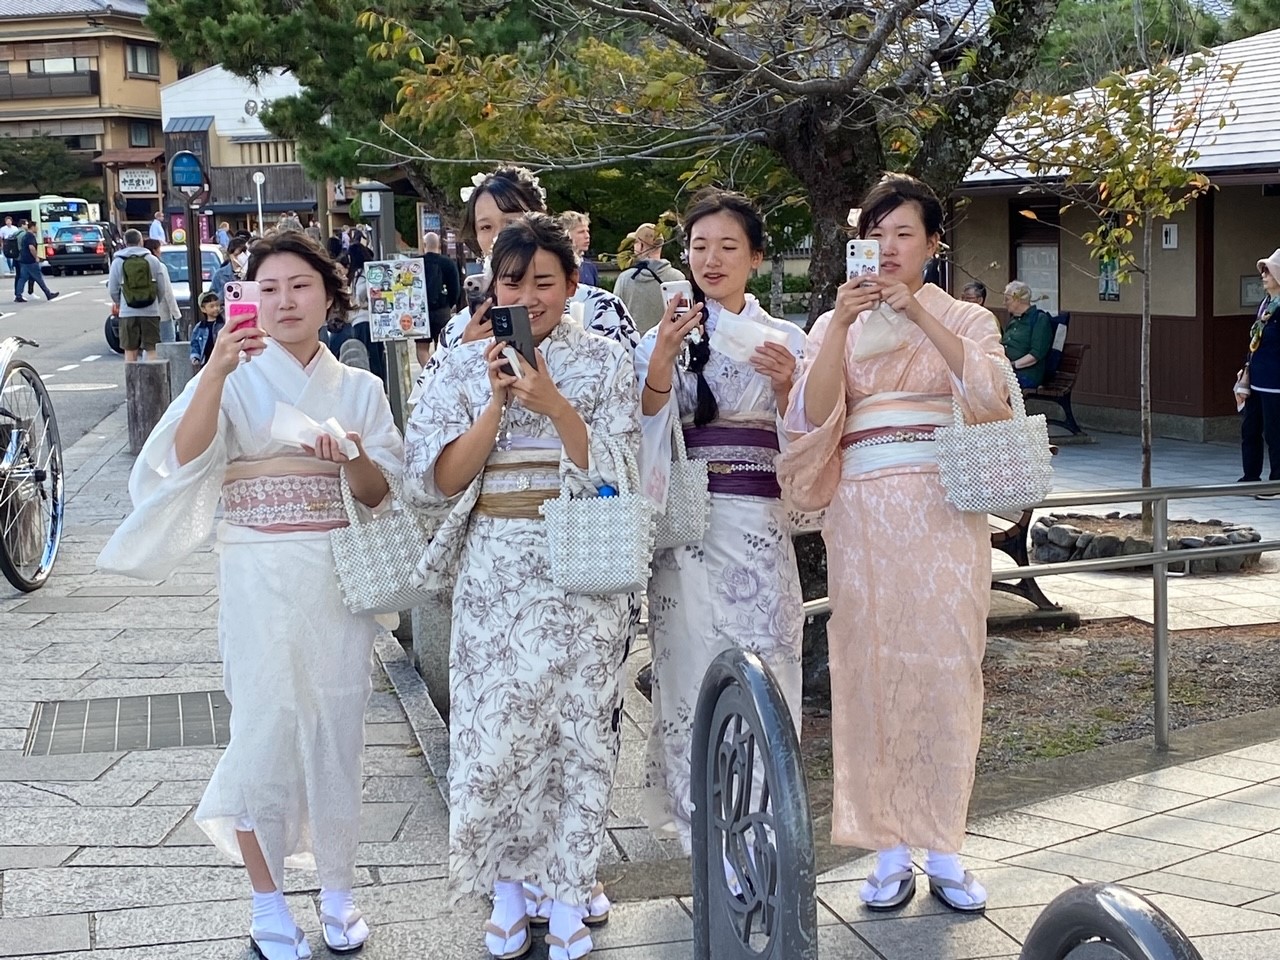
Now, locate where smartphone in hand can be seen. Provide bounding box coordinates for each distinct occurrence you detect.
[224,281,260,332]
[846,239,880,283]
[490,305,538,374]
[660,280,693,311]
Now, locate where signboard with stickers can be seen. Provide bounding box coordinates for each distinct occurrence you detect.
[364,259,430,342]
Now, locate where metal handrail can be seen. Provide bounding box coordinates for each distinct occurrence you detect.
[802,479,1280,751]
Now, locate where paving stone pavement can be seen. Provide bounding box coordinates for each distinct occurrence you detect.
[3,410,1280,958]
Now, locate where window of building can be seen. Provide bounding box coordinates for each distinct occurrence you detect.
[63,135,98,151]
[0,63,9,75]
[126,44,159,77]
[28,56,92,74]
[129,122,151,147]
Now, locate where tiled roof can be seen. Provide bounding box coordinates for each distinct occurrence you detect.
[0,0,148,18]
[967,25,1278,184]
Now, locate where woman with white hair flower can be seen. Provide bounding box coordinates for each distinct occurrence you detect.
[1000,281,1054,388]
[1239,249,1280,491]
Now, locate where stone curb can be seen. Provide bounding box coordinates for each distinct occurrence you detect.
[63,404,129,499]
[374,634,449,807]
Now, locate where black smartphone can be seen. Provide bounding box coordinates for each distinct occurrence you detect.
[489,305,538,373]
[463,274,487,317]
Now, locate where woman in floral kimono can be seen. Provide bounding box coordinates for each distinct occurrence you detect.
[98,233,402,958]
[403,214,639,960]
[634,189,806,855]
[777,174,1012,914]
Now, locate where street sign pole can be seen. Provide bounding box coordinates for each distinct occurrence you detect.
[169,151,210,339]
[253,171,265,235]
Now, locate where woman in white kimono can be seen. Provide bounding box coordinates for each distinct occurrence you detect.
[635,189,806,855]
[777,174,1011,914]
[403,214,639,960]
[98,233,401,959]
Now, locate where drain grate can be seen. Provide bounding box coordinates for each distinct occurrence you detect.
[25,691,231,756]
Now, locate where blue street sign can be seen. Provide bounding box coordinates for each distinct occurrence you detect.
[170,151,205,189]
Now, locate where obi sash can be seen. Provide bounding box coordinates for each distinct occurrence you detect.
[839,392,952,478]
[683,418,781,499]
[221,456,347,534]
[475,448,561,520]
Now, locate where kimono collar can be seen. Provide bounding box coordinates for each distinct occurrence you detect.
[255,339,347,422]
[704,294,766,336]
[539,313,579,346]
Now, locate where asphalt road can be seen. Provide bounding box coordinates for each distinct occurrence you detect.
[0,268,126,449]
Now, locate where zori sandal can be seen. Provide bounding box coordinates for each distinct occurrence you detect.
[861,868,916,912]
[584,881,611,927]
[546,924,592,960]
[484,914,531,960]
[522,882,551,926]
[320,907,370,954]
[928,870,987,914]
[249,924,311,960]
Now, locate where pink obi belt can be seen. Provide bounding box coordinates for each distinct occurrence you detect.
[221,458,347,534]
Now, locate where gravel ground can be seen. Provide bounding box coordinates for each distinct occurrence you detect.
[799,619,1280,784]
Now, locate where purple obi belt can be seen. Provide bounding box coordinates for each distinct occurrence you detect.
[683,423,781,499]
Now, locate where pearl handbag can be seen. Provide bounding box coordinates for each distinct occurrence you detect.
[933,360,1054,513]
[652,420,711,550]
[540,436,654,595]
[330,468,442,615]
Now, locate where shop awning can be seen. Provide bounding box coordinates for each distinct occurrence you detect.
[94,149,164,165]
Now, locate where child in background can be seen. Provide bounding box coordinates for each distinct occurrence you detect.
[190,290,224,370]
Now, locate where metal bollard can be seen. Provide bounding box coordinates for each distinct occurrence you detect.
[1020,883,1202,959]
[690,648,817,960]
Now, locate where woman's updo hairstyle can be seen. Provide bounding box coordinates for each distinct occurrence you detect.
[857,173,944,240]
[460,166,548,247]
[680,188,768,427]
[488,213,579,292]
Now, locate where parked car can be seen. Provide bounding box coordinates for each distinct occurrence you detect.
[45,224,110,275]
[158,244,224,321]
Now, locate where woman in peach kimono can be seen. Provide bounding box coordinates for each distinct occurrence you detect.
[777,174,1011,914]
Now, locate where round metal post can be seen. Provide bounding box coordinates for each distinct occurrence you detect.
[690,648,817,960]
[1152,498,1170,751]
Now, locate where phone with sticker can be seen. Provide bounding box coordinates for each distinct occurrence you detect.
[660,280,693,311]
[846,239,880,283]
[463,273,488,316]
[224,281,261,333]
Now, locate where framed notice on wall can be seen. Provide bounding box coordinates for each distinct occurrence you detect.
[365,260,430,342]
[118,168,157,193]
[1242,274,1266,309]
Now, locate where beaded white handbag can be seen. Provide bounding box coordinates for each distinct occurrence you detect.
[540,437,654,595]
[652,420,711,550]
[934,361,1054,513]
[330,469,442,615]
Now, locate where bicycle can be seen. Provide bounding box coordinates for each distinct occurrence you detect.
[0,336,63,591]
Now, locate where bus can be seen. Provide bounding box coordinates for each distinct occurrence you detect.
[0,195,92,257]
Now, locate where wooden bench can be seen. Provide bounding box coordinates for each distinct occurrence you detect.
[990,508,1060,611]
[1023,341,1090,435]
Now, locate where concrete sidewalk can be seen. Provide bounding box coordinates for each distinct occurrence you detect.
[3,415,1280,958]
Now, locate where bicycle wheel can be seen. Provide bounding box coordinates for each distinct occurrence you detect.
[0,359,63,591]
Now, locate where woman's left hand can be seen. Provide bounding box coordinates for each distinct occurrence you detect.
[870,276,927,324]
[751,342,797,394]
[303,431,364,463]
[507,348,570,418]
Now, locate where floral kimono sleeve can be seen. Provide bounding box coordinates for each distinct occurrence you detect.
[562,340,642,498]
[402,346,486,506]
[952,307,1014,425]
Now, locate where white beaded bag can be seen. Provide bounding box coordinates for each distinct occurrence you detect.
[331,469,442,615]
[934,361,1054,513]
[540,437,654,595]
[652,421,711,550]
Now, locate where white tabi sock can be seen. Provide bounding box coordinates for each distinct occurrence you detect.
[319,887,369,949]
[250,890,307,960]
[924,850,987,907]
[486,881,529,956]
[548,899,592,960]
[860,843,912,904]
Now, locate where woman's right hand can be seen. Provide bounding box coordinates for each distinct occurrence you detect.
[832,276,881,328]
[484,339,515,407]
[205,316,266,378]
[461,297,493,343]
[653,296,704,365]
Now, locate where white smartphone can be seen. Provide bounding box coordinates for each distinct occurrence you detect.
[660,279,693,310]
[846,239,880,282]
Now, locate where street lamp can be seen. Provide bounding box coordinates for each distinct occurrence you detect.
[252,170,265,234]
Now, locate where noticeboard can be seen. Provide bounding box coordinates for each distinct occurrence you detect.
[364,260,430,342]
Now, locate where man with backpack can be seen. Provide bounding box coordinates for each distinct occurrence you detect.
[107,228,171,362]
[0,216,20,276]
[613,222,686,332]
[14,220,58,304]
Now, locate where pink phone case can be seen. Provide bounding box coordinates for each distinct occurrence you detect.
[225,282,260,332]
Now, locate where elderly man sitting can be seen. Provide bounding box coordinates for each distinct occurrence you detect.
[1001,281,1054,388]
